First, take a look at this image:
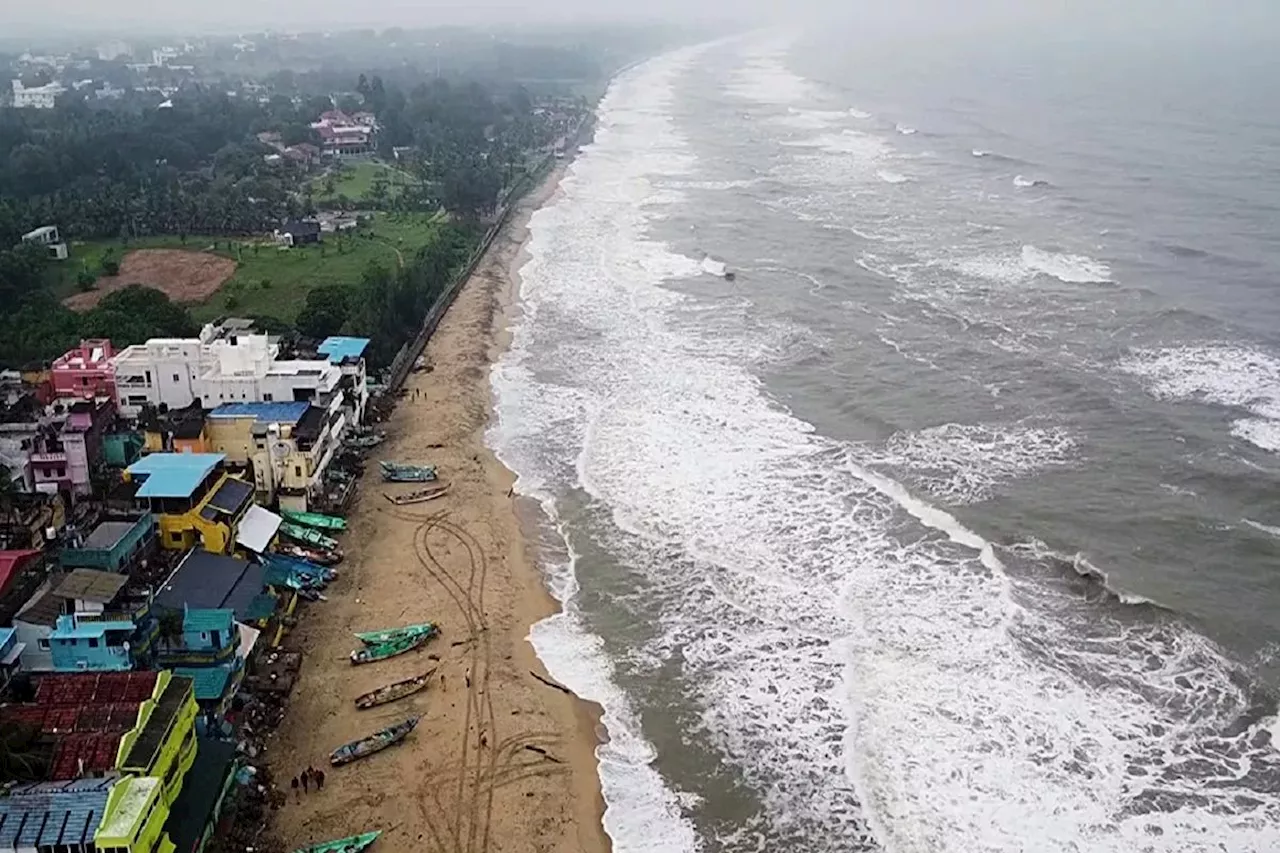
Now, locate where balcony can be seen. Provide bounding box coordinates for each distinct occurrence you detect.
[30,451,68,464]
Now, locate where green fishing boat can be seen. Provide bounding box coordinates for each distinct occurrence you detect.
[354,622,438,645]
[280,509,348,531]
[292,830,381,853]
[350,630,434,664]
[281,522,339,551]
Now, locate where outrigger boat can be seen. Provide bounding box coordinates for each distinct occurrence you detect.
[292,830,381,853]
[280,522,340,551]
[382,484,449,506]
[355,669,435,709]
[350,630,434,665]
[354,622,438,645]
[330,718,419,766]
[379,461,438,483]
[280,509,347,531]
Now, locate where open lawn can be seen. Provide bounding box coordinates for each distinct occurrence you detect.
[55,212,447,324]
[311,160,421,205]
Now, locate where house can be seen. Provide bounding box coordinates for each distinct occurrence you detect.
[51,339,118,399]
[0,549,42,600]
[0,626,24,688]
[10,79,66,109]
[102,430,146,467]
[283,142,320,167]
[124,453,255,554]
[0,780,117,850]
[21,224,68,261]
[276,219,321,247]
[110,328,343,420]
[11,582,61,671]
[0,670,196,808]
[205,401,344,510]
[141,401,210,453]
[317,336,371,425]
[163,608,256,718]
[154,549,291,629]
[29,399,115,498]
[163,738,238,853]
[61,513,158,574]
[310,109,376,159]
[45,568,158,672]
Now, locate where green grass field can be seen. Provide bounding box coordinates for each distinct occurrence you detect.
[55,212,447,324]
[311,160,421,205]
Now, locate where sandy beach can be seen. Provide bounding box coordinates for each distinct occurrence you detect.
[266,161,609,853]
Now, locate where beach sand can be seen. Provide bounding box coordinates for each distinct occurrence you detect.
[265,162,609,853]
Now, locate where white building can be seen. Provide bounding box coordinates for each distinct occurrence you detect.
[11,80,66,109]
[110,326,344,420]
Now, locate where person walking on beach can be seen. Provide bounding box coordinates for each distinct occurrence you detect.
[300,769,310,794]
[315,768,326,791]
[290,776,299,800]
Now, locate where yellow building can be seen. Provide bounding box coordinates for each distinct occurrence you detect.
[205,401,335,511]
[124,453,255,554]
[116,671,199,806]
[141,403,212,455]
[96,776,177,853]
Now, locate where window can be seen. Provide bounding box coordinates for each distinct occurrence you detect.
[38,638,50,650]
[56,466,65,478]
[81,376,89,386]
[170,531,184,544]
[263,393,273,401]
[88,638,99,648]
[294,465,303,478]
[145,369,152,383]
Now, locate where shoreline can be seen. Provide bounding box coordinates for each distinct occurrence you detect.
[265,153,610,853]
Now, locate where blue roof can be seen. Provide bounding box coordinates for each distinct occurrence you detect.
[173,666,233,701]
[318,336,370,363]
[128,453,225,498]
[0,783,111,847]
[208,401,310,424]
[183,608,235,632]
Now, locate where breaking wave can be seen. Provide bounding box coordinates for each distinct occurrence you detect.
[1021,245,1113,283]
[875,169,911,184]
[1014,174,1052,188]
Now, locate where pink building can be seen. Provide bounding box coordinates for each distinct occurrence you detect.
[29,400,115,498]
[51,340,117,401]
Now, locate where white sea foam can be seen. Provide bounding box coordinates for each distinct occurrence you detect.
[1243,518,1280,538]
[875,169,911,184]
[894,123,917,135]
[874,422,1077,504]
[775,107,850,130]
[700,256,728,277]
[952,246,1112,286]
[1120,344,1280,454]
[849,108,872,119]
[726,47,816,105]
[1013,174,1051,188]
[494,44,1280,853]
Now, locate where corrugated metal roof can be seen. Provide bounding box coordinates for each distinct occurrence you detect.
[208,401,310,423]
[236,505,281,553]
[127,453,225,498]
[0,784,111,847]
[172,666,233,701]
[182,608,235,632]
[318,336,370,363]
[54,568,127,603]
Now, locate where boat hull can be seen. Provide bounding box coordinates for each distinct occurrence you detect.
[355,669,434,709]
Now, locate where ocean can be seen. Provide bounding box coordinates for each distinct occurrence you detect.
[489,27,1280,853]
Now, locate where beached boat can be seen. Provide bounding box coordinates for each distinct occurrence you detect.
[278,542,343,566]
[344,433,385,449]
[329,718,419,766]
[354,622,438,646]
[350,630,434,665]
[280,509,348,531]
[280,522,340,551]
[291,830,381,853]
[355,669,435,709]
[382,485,449,506]
[379,461,438,483]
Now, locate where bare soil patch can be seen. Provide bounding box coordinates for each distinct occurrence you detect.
[64,249,237,310]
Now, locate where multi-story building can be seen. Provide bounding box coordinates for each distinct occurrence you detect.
[110,330,344,420]
[45,568,158,673]
[0,626,23,688]
[123,454,255,555]
[317,336,370,425]
[10,79,67,109]
[61,513,158,574]
[51,339,118,400]
[29,399,115,498]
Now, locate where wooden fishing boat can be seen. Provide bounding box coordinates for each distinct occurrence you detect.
[350,630,433,665]
[379,461,438,483]
[291,830,381,853]
[278,542,343,566]
[344,433,385,449]
[280,509,348,531]
[280,522,340,551]
[354,622,438,646]
[355,669,435,709]
[329,718,419,766]
[382,485,449,506]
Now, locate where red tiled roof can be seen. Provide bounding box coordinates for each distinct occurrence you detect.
[50,732,123,779]
[0,549,41,597]
[34,671,159,708]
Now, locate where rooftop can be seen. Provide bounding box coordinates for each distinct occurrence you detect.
[122,674,192,769]
[15,584,64,627]
[208,401,309,424]
[127,452,225,498]
[172,665,233,701]
[164,738,237,853]
[0,549,42,597]
[79,517,148,551]
[156,550,267,620]
[317,336,370,364]
[183,607,235,633]
[54,568,128,603]
[199,477,253,519]
[99,776,161,839]
[0,782,111,849]
[235,505,282,553]
[51,615,136,639]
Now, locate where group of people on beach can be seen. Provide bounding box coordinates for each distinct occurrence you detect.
[290,765,327,799]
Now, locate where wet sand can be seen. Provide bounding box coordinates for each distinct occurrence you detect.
[266,161,609,853]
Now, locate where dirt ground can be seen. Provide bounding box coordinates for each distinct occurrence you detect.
[264,164,609,853]
[63,249,236,310]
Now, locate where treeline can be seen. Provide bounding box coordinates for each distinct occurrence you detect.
[295,220,480,366]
